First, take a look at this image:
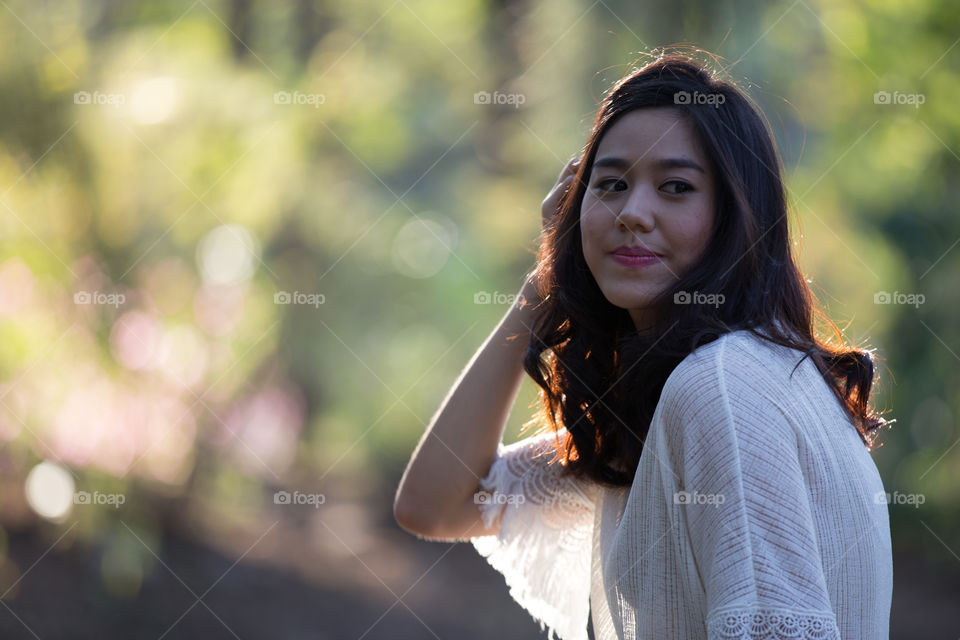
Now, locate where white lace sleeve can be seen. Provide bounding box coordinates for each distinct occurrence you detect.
[470,428,599,640]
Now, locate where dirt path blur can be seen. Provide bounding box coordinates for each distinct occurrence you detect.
[0,490,956,638]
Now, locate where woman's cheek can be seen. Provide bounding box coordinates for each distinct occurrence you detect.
[579,207,604,268]
[580,202,605,235]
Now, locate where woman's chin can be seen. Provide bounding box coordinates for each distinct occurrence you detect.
[598,285,658,311]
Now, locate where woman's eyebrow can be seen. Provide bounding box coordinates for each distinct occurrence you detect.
[593,155,706,174]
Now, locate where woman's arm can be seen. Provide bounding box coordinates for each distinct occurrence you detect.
[394,156,579,540]
[393,275,540,540]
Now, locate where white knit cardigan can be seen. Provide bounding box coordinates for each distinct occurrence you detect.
[471,329,892,640]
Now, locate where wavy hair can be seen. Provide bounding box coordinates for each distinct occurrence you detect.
[521,50,892,488]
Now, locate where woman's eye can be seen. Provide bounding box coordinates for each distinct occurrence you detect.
[662,180,693,194]
[595,178,626,192]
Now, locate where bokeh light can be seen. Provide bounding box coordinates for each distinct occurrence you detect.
[24,462,75,521]
[128,75,181,125]
[391,215,458,278]
[197,224,260,286]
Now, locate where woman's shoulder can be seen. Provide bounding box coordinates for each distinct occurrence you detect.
[674,326,799,371]
[656,328,814,447]
[662,327,812,407]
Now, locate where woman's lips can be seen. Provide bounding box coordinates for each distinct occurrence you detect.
[611,253,662,267]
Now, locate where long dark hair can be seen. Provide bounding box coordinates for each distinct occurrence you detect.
[521,50,892,488]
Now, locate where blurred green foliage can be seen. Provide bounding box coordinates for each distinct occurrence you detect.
[0,0,956,586]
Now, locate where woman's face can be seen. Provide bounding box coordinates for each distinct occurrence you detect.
[580,107,716,331]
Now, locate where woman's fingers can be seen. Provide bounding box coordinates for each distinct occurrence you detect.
[541,156,582,228]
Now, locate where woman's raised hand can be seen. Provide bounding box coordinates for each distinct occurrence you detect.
[540,156,581,230]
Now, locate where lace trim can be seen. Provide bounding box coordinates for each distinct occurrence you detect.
[476,433,595,553]
[470,431,597,640]
[706,606,840,640]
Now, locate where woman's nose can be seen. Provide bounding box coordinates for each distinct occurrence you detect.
[616,186,656,231]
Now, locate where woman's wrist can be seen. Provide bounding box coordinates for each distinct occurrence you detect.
[495,274,539,337]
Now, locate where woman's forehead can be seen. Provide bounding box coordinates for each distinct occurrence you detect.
[596,108,704,161]
[591,108,712,177]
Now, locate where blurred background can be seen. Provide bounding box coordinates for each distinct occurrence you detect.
[0,0,956,637]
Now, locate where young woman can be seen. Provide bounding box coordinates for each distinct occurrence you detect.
[394,51,894,640]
